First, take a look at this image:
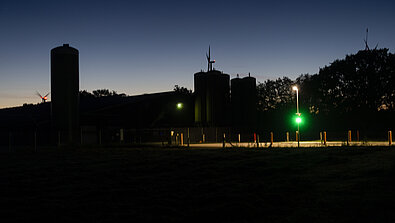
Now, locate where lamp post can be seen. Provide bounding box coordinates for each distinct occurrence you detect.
[292,86,300,148]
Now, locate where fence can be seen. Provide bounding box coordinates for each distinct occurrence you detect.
[0,127,393,150]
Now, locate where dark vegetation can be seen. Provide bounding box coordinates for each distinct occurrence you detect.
[79,84,192,100]
[1,146,395,222]
[257,48,395,139]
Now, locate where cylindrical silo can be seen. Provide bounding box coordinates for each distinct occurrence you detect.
[231,74,257,132]
[231,76,243,127]
[194,70,230,126]
[51,44,79,145]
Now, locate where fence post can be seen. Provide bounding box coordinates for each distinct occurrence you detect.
[295,131,298,142]
[181,133,184,146]
[286,132,289,142]
[187,128,190,148]
[320,132,322,144]
[257,135,260,148]
[270,132,274,147]
[120,128,124,144]
[323,131,327,146]
[347,130,352,146]
[357,130,360,142]
[222,133,226,148]
[389,131,392,146]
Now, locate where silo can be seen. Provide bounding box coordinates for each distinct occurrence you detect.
[194,71,207,124]
[51,44,79,145]
[231,76,243,127]
[231,74,256,132]
[194,70,230,126]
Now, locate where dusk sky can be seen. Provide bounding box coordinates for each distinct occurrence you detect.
[1,0,395,108]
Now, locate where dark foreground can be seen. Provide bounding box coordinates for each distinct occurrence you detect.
[1,146,395,222]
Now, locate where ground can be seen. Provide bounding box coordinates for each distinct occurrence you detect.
[1,146,395,222]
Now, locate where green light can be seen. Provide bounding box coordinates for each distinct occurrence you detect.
[296,117,302,123]
[177,103,183,110]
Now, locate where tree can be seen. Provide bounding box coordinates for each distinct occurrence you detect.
[307,48,395,114]
[256,77,294,111]
[91,89,126,97]
[80,89,127,98]
[80,90,94,98]
[174,85,192,95]
[255,48,395,134]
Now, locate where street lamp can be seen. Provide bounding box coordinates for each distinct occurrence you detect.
[292,86,299,114]
[292,86,300,147]
[176,102,183,110]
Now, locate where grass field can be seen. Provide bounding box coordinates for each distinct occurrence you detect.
[1,146,395,222]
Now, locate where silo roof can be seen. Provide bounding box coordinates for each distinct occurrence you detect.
[51,44,79,55]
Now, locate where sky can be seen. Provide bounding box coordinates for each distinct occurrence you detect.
[1,0,395,108]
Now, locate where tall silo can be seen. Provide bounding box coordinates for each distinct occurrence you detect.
[231,76,243,127]
[51,44,79,145]
[194,70,230,126]
[231,74,257,132]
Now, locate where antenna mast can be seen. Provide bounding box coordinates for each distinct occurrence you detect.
[206,45,215,72]
[364,28,370,50]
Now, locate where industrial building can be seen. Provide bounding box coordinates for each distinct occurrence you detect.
[0,45,258,147]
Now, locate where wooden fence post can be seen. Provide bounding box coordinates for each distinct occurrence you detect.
[323,131,327,146]
[347,130,352,146]
[222,133,226,148]
[270,132,274,146]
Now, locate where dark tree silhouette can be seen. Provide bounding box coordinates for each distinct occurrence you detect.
[256,48,395,137]
[256,77,294,111]
[91,89,126,97]
[303,48,395,114]
[80,90,94,98]
[173,85,192,95]
[80,89,127,99]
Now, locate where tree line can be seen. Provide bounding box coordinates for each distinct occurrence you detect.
[256,48,395,138]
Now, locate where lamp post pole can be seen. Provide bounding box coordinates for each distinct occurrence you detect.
[293,86,300,148]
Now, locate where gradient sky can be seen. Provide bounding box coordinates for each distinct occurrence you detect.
[1,0,395,108]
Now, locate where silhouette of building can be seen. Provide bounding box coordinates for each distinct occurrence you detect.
[231,74,257,132]
[194,70,230,126]
[0,45,261,147]
[51,44,80,145]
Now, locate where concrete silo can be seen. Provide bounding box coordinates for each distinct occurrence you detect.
[50,44,79,145]
[194,70,230,126]
[231,74,257,132]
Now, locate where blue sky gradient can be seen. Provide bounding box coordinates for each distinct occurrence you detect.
[1,0,395,108]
